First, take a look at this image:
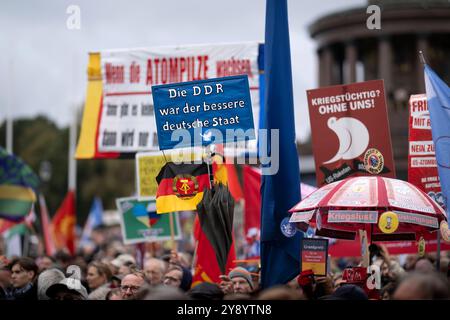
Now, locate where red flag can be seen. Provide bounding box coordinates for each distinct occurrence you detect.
[192,216,236,286]
[211,144,243,201]
[38,194,56,256]
[225,163,243,201]
[0,219,18,234]
[243,165,261,238]
[51,190,76,255]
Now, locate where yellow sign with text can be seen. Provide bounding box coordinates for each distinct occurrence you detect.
[136,150,203,200]
[136,153,167,199]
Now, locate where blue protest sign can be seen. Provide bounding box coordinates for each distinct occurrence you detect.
[152,75,255,150]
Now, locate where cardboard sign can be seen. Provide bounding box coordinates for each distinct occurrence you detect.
[152,75,255,150]
[301,238,328,276]
[307,80,395,186]
[136,152,167,200]
[407,94,443,208]
[116,197,181,244]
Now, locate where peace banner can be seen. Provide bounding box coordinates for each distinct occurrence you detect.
[307,80,395,186]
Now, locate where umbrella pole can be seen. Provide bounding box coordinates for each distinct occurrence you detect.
[206,145,214,188]
[436,229,441,272]
[169,212,177,253]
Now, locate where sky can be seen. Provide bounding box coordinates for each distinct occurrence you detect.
[0,0,365,143]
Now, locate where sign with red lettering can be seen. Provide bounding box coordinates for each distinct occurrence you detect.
[407,94,444,208]
[94,43,260,153]
[307,80,396,186]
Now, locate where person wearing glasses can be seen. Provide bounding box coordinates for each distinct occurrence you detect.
[120,271,146,300]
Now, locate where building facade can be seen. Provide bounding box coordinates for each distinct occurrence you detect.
[309,0,450,179]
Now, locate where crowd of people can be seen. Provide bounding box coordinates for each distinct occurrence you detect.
[0,227,449,300]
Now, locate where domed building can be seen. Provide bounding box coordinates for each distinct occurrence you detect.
[308,0,450,179]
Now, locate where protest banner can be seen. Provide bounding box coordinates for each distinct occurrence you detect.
[152,75,255,150]
[75,42,261,159]
[307,80,396,186]
[116,197,181,244]
[301,238,328,276]
[407,94,443,207]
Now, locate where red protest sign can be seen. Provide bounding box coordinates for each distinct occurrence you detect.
[341,266,381,300]
[307,80,396,186]
[407,94,444,208]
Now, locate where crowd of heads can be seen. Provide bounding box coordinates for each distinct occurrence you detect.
[0,230,449,300]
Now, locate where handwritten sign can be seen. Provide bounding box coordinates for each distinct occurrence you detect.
[136,152,167,200]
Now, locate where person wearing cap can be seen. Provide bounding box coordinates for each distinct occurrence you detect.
[163,264,192,292]
[228,267,254,294]
[37,268,66,300]
[46,278,88,300]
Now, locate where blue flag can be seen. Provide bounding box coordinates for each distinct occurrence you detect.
[424,65,450,221]
[80,197,103,246]
[260,0,302,288]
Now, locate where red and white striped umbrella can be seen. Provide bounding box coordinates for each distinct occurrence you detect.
[289,176,447,241]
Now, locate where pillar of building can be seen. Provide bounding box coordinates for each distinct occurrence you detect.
[345,41,357,84]
[378,36,392,94]
[319,46,333,87]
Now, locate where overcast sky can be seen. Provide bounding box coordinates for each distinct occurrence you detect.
[0,0,365,143]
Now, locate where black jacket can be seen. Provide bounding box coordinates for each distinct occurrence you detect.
[5,282,37,300]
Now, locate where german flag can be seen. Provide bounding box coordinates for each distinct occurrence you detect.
[156,162,211,214]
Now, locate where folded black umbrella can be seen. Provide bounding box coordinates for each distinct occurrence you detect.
[197,183,235,274]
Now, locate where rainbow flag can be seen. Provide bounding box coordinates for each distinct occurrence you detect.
[0,147,39,221]
[0,185,36,221]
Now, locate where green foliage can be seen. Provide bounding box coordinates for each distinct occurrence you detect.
[0,116,135,226]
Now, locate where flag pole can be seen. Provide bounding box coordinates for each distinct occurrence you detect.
[437,229,441,271]
[420,51,442,270]
[204,144,214,188]
[169,212,177,253]
[6,58,14,154]
[418,51,426,65]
